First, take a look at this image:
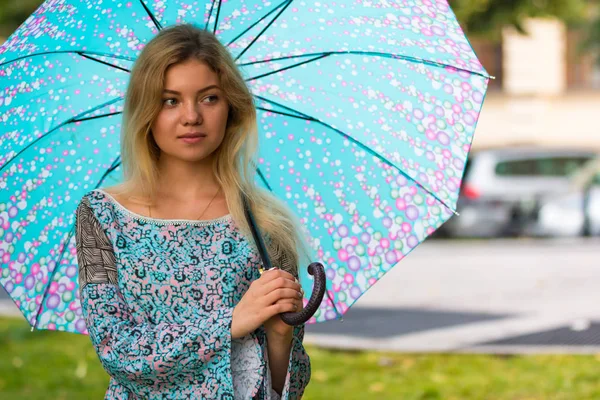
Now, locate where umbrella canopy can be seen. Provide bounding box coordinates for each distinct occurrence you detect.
[0,0,490,333]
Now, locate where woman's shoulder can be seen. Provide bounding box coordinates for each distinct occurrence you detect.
[78,184,141,206]
[98,185,152,216]
[77,185,147,224]
[77,186,117,209]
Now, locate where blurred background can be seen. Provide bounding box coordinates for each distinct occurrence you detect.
[438,0,600,241]
[1,0,600,399]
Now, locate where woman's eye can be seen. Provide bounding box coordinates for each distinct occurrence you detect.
[163,98,178,107]
[203,95,218,103]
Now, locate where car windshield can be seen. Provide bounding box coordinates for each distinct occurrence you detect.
[495,156,592,177]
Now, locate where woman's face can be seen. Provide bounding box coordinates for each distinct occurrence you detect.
[151,58,229,164]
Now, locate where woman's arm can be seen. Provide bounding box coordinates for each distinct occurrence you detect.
[262,239,311,398]
[76,199,234,395]
[266,325,310,399]
[267,330,294,394]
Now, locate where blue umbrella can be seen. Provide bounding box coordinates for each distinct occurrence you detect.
[0,0,490,333]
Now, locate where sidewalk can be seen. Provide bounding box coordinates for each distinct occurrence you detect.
[0,300,21,318]
[304,238,600,354]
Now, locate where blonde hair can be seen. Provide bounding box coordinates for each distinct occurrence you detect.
[118,24,312,274]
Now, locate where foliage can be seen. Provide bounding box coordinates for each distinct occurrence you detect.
[449,0,588,40]
[2,317,600,400]
[0,0,43,38]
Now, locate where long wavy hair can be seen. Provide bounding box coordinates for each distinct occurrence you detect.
[118,24,312,274]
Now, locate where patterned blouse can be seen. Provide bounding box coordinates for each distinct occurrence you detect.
[75,189,311,399]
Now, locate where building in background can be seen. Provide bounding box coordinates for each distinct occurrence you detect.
[471,18,600,151]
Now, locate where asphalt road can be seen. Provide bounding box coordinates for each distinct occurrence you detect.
[304,237,600,353]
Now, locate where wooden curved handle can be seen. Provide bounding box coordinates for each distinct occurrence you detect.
[280,262,326,326]
[240,193,326,326]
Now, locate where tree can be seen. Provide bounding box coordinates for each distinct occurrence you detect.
[450,0,588,40]
[579,2,600,65]
[0,0,44,38]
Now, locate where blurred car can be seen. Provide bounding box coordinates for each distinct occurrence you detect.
[440,147,598,238]
[523,158,600,237]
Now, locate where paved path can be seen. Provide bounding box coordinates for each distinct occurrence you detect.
[304,238,600,353]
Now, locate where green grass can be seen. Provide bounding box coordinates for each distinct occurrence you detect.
[1,316,600,399]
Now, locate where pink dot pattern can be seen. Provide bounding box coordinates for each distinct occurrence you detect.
[0,0,489,330]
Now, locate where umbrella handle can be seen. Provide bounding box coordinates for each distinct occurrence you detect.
[280,262,326,326]
[241,192,326,325]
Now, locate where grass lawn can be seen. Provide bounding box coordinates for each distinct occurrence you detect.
[2,316,600,399]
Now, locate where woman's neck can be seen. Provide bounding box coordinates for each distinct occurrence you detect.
[155,156,220,202]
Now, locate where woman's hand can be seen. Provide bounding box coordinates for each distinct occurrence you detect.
[264,281,304,339]
[231,268,303,339]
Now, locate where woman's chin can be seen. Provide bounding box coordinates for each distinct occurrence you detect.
[159,149,217,165]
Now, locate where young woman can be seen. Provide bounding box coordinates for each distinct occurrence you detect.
[75,24,311,399]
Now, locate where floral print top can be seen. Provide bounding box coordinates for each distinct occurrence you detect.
[75,189,310,399]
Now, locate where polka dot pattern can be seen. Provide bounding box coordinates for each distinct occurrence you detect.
[244,55,487,208]
[0,0,488,330]
[256,107,455,322]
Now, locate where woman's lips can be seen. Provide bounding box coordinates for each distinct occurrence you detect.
[178,134,206,144]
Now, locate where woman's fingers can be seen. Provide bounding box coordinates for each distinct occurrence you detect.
[260,268,296,283]
[264,287,303,306]
[259,273,302,295]
[254,269,305,308]
[262,277,302,295]
[234,269,305,337]
[275,298,304,312]
[265,301,299,318]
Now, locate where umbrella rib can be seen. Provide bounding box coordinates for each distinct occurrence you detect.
[213,0,223,35]
[78,53,131,73]
[32,229,75,330]
[254,95,313,120]
[32,156,123,330]
[241,50,489,79]
[255,96,457,213]
[256,167,273,192]
[234,0,293,62]
[138,0,163,31]
[255,164,344,322]
[73,111,123,123]
[205,0,218,31]
[226,0,292,47]
[93,157,123,191]
[238,52,322,67]
[245,53,331,82]
[67,97,124,122]
[0,50,135,68]
[256,107,314,121]
[0,98,123,175]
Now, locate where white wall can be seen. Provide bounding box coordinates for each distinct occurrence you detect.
[502,19,567,96]
[472,18,599,152]
[473,93,600,151]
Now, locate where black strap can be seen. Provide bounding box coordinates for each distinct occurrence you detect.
[242,192,273,271]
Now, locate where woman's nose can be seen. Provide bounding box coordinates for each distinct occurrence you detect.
[181,102,202,125]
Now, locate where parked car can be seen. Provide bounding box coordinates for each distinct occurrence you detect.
[440,147,598,238]
[523,158,600,237]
